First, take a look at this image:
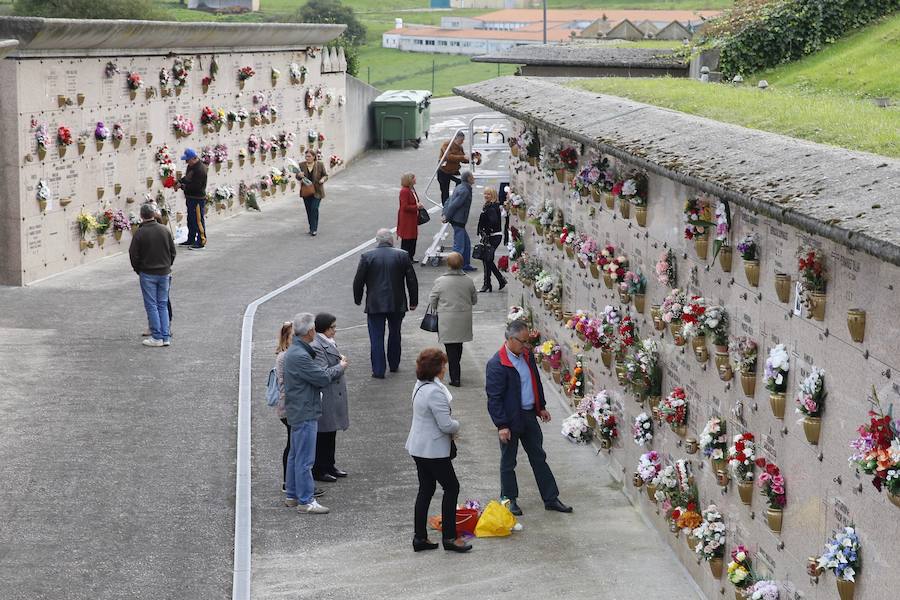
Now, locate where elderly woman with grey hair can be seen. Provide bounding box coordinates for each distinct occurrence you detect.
[427,252,477,387]
[282,312,347,514]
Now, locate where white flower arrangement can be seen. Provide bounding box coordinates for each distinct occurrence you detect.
[535,270,555,294]
[637,450,661,482]
[699,417,727,460]
[36,180,51,201]
[692,504,726,560]
[561,412,592,444]
[748,580,779,600]
[632,412,653,446]
[764,344,790,390]
[507,306,529,324]
[796,366,826,417]
[214,185,235,201]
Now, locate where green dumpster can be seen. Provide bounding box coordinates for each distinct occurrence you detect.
[373,90,432,148]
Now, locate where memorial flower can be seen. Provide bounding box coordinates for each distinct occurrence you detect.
[764,344,790,392]
[737,234,759,260]
[329,154,343,168]
[623,338,662,397]
[748,580,779,600]
[700,305,728,345]
[200,106,219,125]
[680,295,707,338]
[632,412,653,446]
[683,195,714,240]
[604,254,627,284]
[111,209,130,232]
[691,504,726,560]
[620,270,646,295]
[159,67,171,89]
[94,121,110,141]
[126,71,143,90]
[247,134,260,154]
[318,132,326,143]
[214,185,235,202]
[637,450,661,482]
[729,336,758,373]
[36,179,50,203]
[591,391,618,443]
[238,66,256,81]
[200,146,214,165]
[172,57,192,87]
[655,249,677,288]
[35,124,49,150]
[507,306,529,324]
[172,115,195,136]
[849,388,900,494]
[213,144,229,164]
[289,62,306,82]
[661,288,687,324]
[654,459,695,508]
[615,315,636,356]
[817,527,860,582]
[661,387,688,429]
[270,67,280,82]
[699,417,727,460]
[798,248,827,292]
[755,458,786,509]
[76,212,98,237]
[619,172,648,206]
[104,61,120,78]
[728,433,756,483]
[305,88,316,110]
[728,545,754,590]
[795,367,825,417]
[201,76,212,87]
[111,124,124,142]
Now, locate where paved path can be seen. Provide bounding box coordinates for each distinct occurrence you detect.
[0,98,699,599]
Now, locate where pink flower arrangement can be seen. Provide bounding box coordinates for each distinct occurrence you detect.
[755,458,786,508]
[172,115,195,136]
[655,249,677,288]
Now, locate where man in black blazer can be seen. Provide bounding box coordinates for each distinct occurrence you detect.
[353,229,419,378]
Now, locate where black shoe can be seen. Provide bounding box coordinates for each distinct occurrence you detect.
[311,231,317,237]
[313,487,326,497]
[507,500,523,516]
[498,278,507,291]
[479,286,492,293]
[314,473,338,483]
[449,380,461,387]
[442,538,473,553]
[189,244,205,250]
[389,367,399,373]
[372,373,385,379]
[544,498,573,513]
[413,537,439,552]
[330,468,348,478]
[178,241,193,246]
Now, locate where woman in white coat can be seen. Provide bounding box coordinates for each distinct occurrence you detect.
[405,348,472,553]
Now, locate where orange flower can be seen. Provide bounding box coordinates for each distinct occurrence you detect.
[876,448,893,472]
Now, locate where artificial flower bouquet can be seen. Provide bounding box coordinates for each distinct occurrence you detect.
[691,504,726,561]
[683,195,714,240]
[172,114,195,137]
[680,295,708,339]
[849,388,900,497]
[238,66,256,81]
[816,527,861,582]
[538,340,562,370]
[755,458,786,510]
[661,288,687,324]
[736,234,758,261]
[592,391,618,444]
[618,172,648,206]
[94,121,110,141]
[798,248,827,292]
[655,248,677,288]
[516,255,542,283]
[57,126,73,146]
[728,545,754,591]
[632,412,653,446]
[507,306,529,324]
[126,71,143,90]
[620,270,647,295]
[110,209,130,232]
[660,387,688,431]
[615,315,636,356]
[94,209,112,235]
[623,338,662,397]
[699,417,728,465]
[604,254,628,285]
[748,580,779,600]
[637,450,661,484]
[76,212,98,237]
[561,412,592,444]
[795,367,826,418]
[567,355,585,398]
[764,344,789,393]
[727,432,756,484]
[673,503,701,535]
[729,336,758,374]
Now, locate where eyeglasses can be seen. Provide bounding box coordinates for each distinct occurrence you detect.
[512,337,530,345]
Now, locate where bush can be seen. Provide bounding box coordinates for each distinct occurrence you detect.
[295,0,366,47]
[705,0,900,77]
[13,0,165,20]
[328,36,359,78]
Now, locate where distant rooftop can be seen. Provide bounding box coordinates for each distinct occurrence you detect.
[471,43,687,68]
[473,8,719,24]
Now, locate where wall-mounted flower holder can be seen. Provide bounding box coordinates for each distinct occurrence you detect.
[76,93,85,105]
[635,206,647,227]
[80,239,93,251]
[114,184,122,195]
[146,132,153,144]
[846,309,866,343]
[161,88,170,97]
[175,211,184,223]
[96,234,105,247]
[774,273,791,302]
[744,259,760,287]
[126,197,135,204]
[129,90,137,101]
[632,473,643,488]
[604,193,615,210]
[694,234,709,260]
[684,437,699,454]
[714,351,733,381]
[145,87,156,100]
[57,95,70,107]
[719,245,733,272]
[619,201,631,220]
[836,580,854,600]
[36,147,46,160]
[715,469,730,487]
[59,197,72,207]
[599,437,612,450]
[175,87,182,96]
[651,305,665,331]
[227,160,234,169]
[737,480,753,505]
[672,423,687,437]
[602,272,613,288]
[807,556,824,578]
[769,392,786,419]
[600,349,612,369]
[95,140,104,152]
[175,171,182,180]
[77,141,86,155]
[802,416,821,444]
[130,135,138,146]
[765,507,783,533]
[146,177,154,188]
[38,198,47,212]
[96,187,105,199]
[691,335,708,362]
[633,293,645,314]
[58,145,67,158]
[739,370,756,397]
[113,230,123,242]
[670,321,686,346]
[646,483,658,503]
[808,290,826,321]
[708,557,724,579]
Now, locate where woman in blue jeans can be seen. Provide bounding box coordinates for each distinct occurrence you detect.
[298,149,329,236]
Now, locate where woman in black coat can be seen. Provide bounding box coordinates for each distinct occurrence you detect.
[476,187,507,293]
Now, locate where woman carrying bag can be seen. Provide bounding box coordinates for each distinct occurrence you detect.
[310,313,351,482]
[476,187,507,293]
[298,149,329,237]
[397,172,424,261]
[427,252,477,387]
[405,347,471,553]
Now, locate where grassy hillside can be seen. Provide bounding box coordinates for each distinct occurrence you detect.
[757,11,900,101]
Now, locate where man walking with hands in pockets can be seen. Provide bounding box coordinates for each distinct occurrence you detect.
[485,319,572,516]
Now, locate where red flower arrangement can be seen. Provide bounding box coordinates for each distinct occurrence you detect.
[616,316,636,355]
[318,132,326,142]
[126,72,143,90]
[596,243,616,270]
[661,387,688,427]
[798,249,827,291]
[610,180,624,197]
[558,146,579,171]
[754,458,786,509]
[238,66,256,81]
[850,389,900,495]
[57,126,73,146]
[201,76,212,87]
[681,296,706,327]
[200,106,217,125]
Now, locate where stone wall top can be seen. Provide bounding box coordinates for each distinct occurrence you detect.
[471,44,686,68]
[0,38,18,59]
[455,76,900,266]
[0,17,345,55]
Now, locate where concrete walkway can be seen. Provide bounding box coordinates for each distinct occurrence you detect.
[0,98,698,599]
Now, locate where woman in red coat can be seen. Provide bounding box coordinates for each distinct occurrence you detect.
[397,172,424,261]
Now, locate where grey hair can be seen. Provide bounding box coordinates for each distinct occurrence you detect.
[140,203,158,219]
[460,170,474,184]
[454,131,465,139]
[375,228,394,245]
[292,312,316,336]
[505,319,529,340]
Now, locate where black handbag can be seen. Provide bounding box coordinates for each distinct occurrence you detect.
[417,207,431,225]
[471,242,486,261]
[420,305,439,332]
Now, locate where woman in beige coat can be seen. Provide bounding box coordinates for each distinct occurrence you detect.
[428,252,477,387]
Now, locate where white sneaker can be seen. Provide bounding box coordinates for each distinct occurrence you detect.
[162,340,171,346]
[298,500,329,514]
[142,338,164,347]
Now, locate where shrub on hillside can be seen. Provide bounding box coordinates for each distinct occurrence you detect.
[14,0,164,20]
[703,0,900,77]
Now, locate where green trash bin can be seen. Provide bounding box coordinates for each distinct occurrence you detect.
[373,90,432,149]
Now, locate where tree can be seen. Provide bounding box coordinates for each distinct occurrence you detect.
[295,0,367,47]
[328,36,359,77]
[13,0,164,20]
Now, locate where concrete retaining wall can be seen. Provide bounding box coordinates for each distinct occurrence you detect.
[456,77,900,600]
[343,74,380,163]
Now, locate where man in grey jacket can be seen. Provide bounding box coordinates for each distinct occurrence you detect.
[283,313,347,514]
[441,171,477,272]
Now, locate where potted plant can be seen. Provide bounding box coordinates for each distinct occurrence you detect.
[764,344,790,419]
[728,433,756,505]
[795,367,825,444]
[755,458,786,533]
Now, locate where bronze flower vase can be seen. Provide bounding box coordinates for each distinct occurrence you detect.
[601,349,612,369]
[633,293,645,314]
[769,392,786,420]
[744,259,760,287]
[604,193,615,210]
[888,491,900,508]
[646,484,657,503]
[708,557,724,579]
[774,273,792,303]
[766,507,783,533]
[802,416,822,445]
[808,290,826,321]
[691,335,708,362]
[719,245,733,272]
[603,272,613,289]
[555,169,566,184]
[669,321,686,346]
[737,481,753,505]
[694,235,709,260]
[589,263,599,279]
[619,200,630,219]
[635,205,647,227]
[715,352,733,381]
[836,579,855,600]
[847,309,866,343]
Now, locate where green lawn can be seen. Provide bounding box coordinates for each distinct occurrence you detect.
[756,12,900,101]
[569,78,900,158]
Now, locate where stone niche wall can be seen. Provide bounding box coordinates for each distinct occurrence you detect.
[0,22,350,285]
[504,121,900,600]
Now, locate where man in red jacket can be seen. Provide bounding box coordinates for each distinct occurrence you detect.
[485,319,572,516]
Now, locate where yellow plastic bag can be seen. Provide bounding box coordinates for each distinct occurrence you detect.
[474,500,517,538]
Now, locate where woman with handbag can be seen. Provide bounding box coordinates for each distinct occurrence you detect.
[397,172,425,261]
[476,187,507,293]
[427,252,477,387]
[297,149,329,236]
[310,313,351,482]
[405,347,471,553]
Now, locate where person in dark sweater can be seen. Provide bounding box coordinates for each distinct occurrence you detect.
[175,148,208,250]
[476,187,507,293]
[129,203,176,347]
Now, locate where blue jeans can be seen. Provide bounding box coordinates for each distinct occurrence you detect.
[285,419,318,504]
[303,196,321,233]
[139,273,171,341]
[451,223,471,268]
[367,312,404,377]
[186,198,207,247]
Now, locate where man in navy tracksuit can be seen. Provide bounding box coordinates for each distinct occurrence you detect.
[485,319,572,517]
[176,148,208,250]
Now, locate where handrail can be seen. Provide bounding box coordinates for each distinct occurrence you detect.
[421,126,466,208]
